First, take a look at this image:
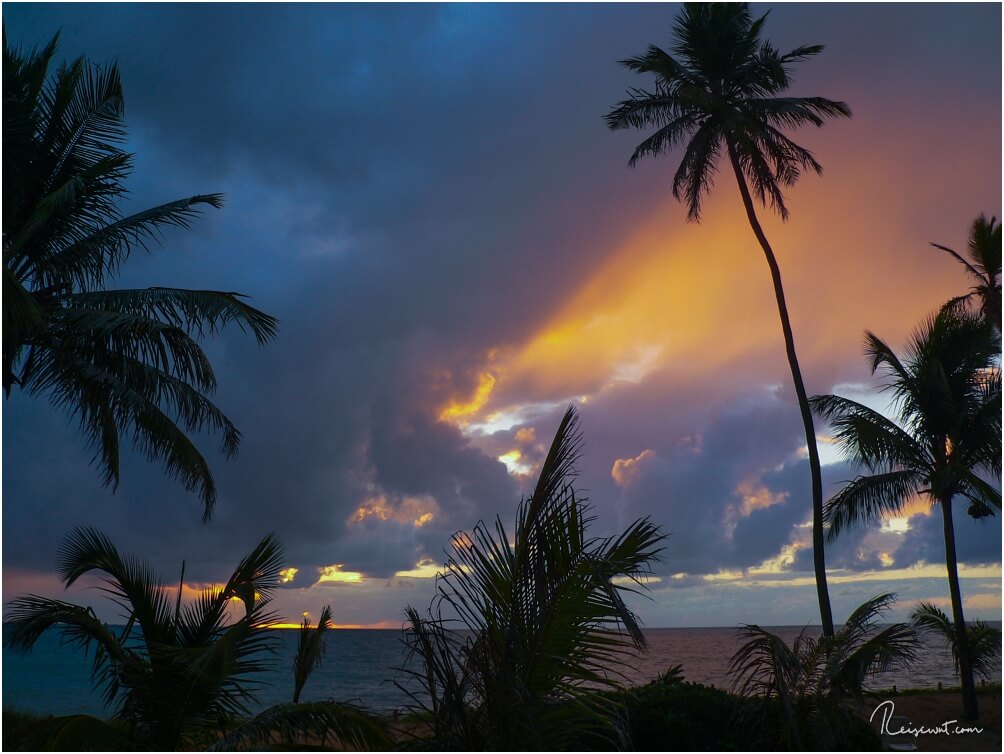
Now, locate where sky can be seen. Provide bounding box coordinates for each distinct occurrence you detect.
[3,2,1001,630]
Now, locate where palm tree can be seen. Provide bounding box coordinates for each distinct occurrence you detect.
[810,307,1001,719]
[4,528,388,751]
[399,406,667,750]
[292,604,333,703]
[4,32,277,521]
[911,602,1002,683]
[606,2,850,637]
[729,594,917,750]
[932,213,1002,333]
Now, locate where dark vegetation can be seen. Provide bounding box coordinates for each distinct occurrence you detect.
[397,407,666,750]
[3,531,390,751]
[3,30,277,520]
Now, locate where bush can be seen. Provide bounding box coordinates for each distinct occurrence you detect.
[624,679,755,751]
[2,709,137,751]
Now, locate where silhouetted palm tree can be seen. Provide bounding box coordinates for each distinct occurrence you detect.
[911,602,1002,683]
[730,594,917,750]
[811,308,1001,719]
[400,407,666,749]
[932,214,1002,334]
[4,32,277,520]
[4,528,388,751]
[292,604,333,703]
[606,2,850,637]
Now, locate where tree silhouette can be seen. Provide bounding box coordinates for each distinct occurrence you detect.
[811,308,1001,719]
[4,32,277,520]
[4,529,388,750]
[932,213,1002,334]
[606,2,850,636]
[400,407,666,749]
[730,594,917,749]
[292,605,333,704]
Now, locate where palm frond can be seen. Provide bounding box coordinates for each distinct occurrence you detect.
[401,406,666,749]
[57,527,174,646]
[23,348,228,519]
[5,33,275,516]
[810,393,926,473]
[731,595,915,748]
[833,594,918,696]
[823,471,924,540]
[955,468,1001,519]
[70,287,278,344]
[16,194,224,291]
[912,602,1002,682]
[293,605,333,703]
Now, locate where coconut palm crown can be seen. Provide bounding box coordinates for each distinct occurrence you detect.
[933,213,1002,333]
[605,2,851,221]
[606,2,851,637]
[4,32,277,520]
[811,307,1000,719]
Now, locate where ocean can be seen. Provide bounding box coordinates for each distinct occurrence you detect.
[3,625,1000,717]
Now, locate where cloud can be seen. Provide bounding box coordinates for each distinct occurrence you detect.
[611,449,657,487]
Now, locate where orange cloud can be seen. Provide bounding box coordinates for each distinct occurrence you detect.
[611,449,656,487]
[394,558,444,579]
[736,480,789,516]
[439,371,496,424]
[350,494,438,528]
[316,564,364,585]
[514,426,536,444]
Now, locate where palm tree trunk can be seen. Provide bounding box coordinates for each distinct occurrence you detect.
[725,141,834,638]
[940,495,980,719]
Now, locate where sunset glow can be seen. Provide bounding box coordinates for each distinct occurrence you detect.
[316,565,364,585]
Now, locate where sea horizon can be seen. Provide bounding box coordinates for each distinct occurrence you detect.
[5,624,1000,719]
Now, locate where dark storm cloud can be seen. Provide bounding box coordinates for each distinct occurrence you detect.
[4,3,677,582]
[895,507,1004,570]
[609,391,815,575]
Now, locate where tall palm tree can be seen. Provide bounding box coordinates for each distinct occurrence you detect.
[730,594,917,750]
[4,528,388,751]
[4,32,277,521]
[932,213,1002,333]
[606,2,850,637]
[399,407,666,750]
[810,308,1001,720]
